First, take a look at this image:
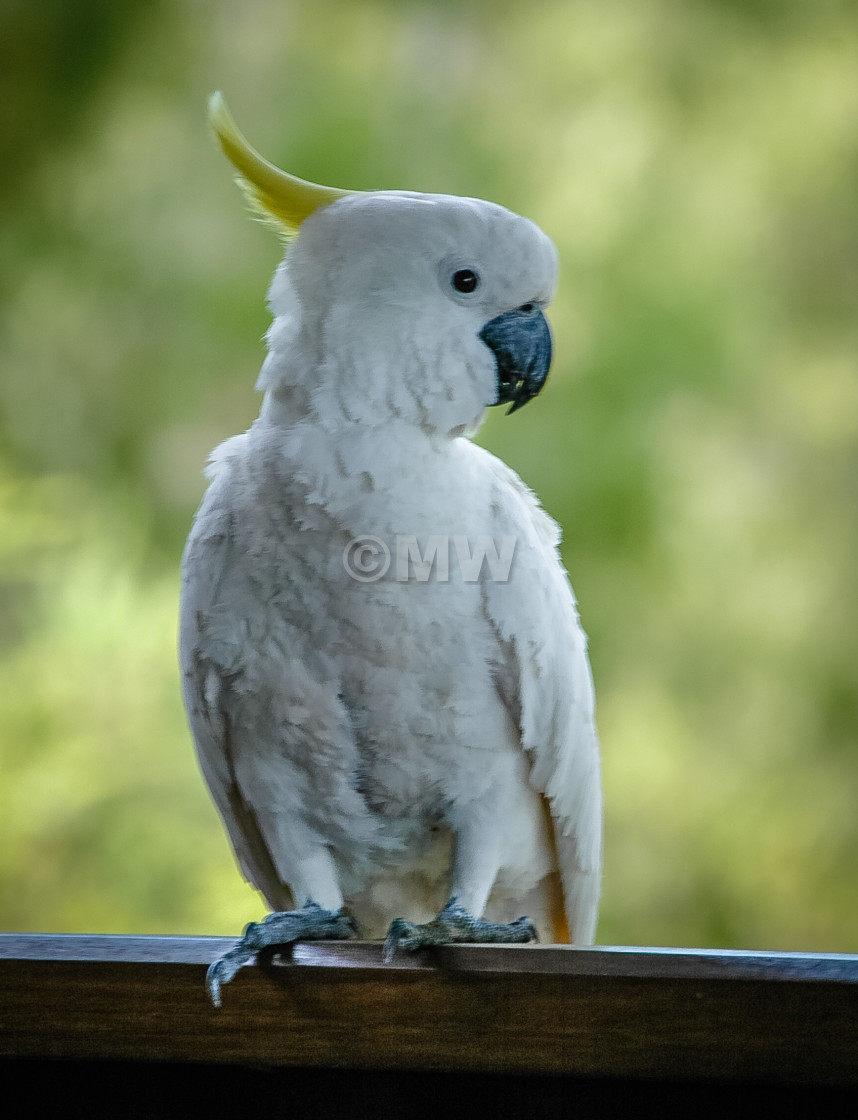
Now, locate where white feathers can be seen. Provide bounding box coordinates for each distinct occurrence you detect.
[180,187,601,943]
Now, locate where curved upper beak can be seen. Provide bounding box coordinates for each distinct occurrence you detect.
[479,305,553,414]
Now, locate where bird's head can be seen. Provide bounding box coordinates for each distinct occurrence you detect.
[210,94,558,438]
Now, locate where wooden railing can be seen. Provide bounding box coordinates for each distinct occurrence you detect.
[1,934,856,1111]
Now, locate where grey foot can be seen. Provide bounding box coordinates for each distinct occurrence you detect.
[207,901,358,1006]
[383,896,537,963]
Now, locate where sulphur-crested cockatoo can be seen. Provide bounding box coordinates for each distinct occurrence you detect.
[181,94,601,1005]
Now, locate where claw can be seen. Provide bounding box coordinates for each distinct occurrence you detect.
[207,942,255,1007]
[207,903,359,1007]
[383,918,422,963]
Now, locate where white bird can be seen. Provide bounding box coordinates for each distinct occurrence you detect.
[181,95,602,1005]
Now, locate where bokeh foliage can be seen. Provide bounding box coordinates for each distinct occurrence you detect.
[1,0,856,949]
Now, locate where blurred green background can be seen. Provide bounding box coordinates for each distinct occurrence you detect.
[1,0,856,951]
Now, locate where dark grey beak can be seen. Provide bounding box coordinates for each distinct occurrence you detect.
[479,305,552,414]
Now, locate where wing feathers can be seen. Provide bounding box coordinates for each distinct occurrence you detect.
[479,447,602,943]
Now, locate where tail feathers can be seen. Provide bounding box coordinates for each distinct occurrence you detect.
[540,792,601,945]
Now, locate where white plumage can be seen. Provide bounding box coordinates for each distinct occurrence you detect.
[181,100,601,998]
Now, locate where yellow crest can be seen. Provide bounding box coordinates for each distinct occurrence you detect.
[209,92,352,235]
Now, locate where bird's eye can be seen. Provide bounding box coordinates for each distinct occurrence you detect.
[452,268,480,294]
